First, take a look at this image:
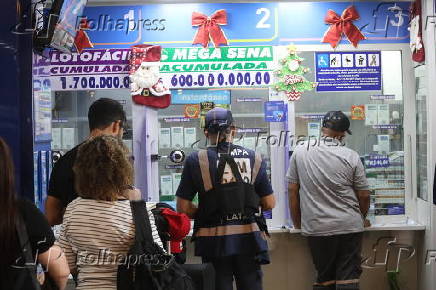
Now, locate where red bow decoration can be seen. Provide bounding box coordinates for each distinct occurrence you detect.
[192,10,228,48]
[74,18,93,54]
[322,6,365,48]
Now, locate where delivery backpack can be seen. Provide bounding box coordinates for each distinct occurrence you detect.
[195,150,262,226]
[117,201,194,290]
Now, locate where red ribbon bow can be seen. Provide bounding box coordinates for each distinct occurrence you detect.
[192,10,228,48]
[74,18,93,54]
[322,6,365,48]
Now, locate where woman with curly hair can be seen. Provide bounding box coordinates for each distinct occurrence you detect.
[55,135,142,290]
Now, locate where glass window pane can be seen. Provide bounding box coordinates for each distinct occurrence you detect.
[415,65,428,201]
[294,51,405,217]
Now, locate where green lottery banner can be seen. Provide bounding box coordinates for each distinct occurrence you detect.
[37,46,274,91]
[160,46,274,89]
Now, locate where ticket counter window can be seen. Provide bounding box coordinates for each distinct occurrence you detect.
[50,89,133,154]
[157,88,272,203]
[294,51,405,218]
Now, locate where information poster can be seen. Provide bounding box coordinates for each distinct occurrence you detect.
[160,175,173,196]
[62,128,75,150]
[51,128,62,149]
[365,154,390,168]
[307,122,321,137]
[184,128,197,148]
[377,135,390,153]
[184,104,200,118]
[264,101,286,122]
[315,51,381,92]
[172,173,182,194]
[200,101,215,129]
[351,105,365,120]
[159,128,171,149]
[365,104,378,126]
[33,80,52,142]
[377,104,390,125]
[171,127,184,148]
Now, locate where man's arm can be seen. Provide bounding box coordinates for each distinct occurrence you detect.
[288,183,301,229]
[353,156,371,219]
[260,194,275,211]
[355,190,371,218]
[176,197,198,219]
[45,196,65,226]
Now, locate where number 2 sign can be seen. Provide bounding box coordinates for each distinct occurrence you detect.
[256,8,272,29]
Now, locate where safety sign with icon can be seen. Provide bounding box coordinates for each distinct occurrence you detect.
[315,51,381,92]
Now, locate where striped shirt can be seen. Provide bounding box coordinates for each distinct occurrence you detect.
[56,198,163,290]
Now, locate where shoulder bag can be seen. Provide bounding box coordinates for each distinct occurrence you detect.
[117,200,195,290]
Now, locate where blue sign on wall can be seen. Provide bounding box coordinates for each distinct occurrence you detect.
[171,89,231,104]
[264,101,287,122]
[315,51,382,92]
[82,2,410,49]
[278,2,410,45]
[365,154,390,168]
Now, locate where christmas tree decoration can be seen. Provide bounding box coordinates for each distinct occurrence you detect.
[322,6,365,48]
[287,44,298,54]
[287,59,300,71]
[273,46,316,102]
[192,10,228,48]
[286,91,302,101]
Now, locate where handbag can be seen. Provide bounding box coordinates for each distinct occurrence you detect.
[117,201,195,290]
[14,213,41,290]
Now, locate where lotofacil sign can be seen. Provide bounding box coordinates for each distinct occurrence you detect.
[45,46,275,90]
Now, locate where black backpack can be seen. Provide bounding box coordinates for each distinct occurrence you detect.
[117,201,195,290]
[151,203,187,264]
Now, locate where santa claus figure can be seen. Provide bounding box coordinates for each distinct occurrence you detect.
[129,45,171,108]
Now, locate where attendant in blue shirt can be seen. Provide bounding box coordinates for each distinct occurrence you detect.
[177,108,275,290]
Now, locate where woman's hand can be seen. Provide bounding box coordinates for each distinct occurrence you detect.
[123,187,142,201]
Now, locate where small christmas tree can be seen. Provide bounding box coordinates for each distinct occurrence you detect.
[273,45,316,101]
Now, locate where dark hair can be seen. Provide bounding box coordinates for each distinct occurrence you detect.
[73,135,133,201]
[0,137,18,272]
[88,98,127,131]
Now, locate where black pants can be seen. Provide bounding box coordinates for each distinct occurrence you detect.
[307,232,363,290]
[203,255,263,290]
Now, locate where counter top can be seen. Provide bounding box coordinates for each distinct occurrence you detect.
[187,220,425,236]
[278,220,425,234]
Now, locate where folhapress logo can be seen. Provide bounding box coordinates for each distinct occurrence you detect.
[78,9,166,35]
[362,236,415,272]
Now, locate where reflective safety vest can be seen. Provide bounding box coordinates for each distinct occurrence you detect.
[194,149,263,228]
